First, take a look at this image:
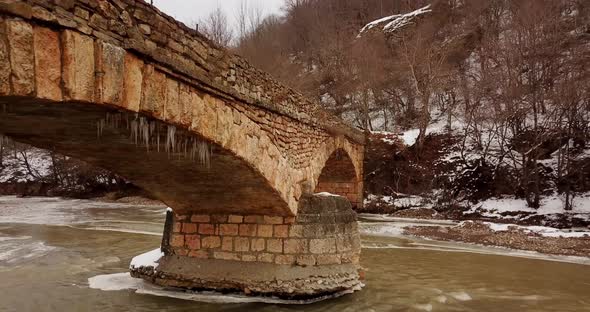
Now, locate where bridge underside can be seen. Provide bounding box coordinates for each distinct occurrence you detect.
[0,97,289,216]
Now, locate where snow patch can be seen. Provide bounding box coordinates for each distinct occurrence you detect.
[359,5,432,37]
[88,272,142,291]
[448,291,472,301]
[483,222,590,238]
[468,194,590,217]
[129,248,163,270]
[316,192,341,197]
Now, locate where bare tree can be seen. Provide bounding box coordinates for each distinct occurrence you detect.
[198,6,233,47]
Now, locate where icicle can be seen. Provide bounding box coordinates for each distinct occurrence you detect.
[131,119,138,145]
[196,140,211,169]
[157,124,160,152]
[166,125,176,155]
[140,117,150,151]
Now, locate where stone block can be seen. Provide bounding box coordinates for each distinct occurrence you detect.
[185,234,200,249]
[284,239,308,254]
[273,225,289,238]
[7,19,34,96]
[336,237,351,252]
[170,234,184,247]
[221,237,233,251]
[309,238,336,254]
[296,255,316,266]
[289,225,304,238]
[198,224,215,235]
[257,253,274,263]
[275,255,295,265]
[228,215,243,223]
[172,222,181,233]
[140,65,166,117]
[263,216,283,225]
[234,237,250,252]
[182,223,197,234]
[164,78,179,122]
[0,19,9,95]
[239,224,257,237]
[219,224,238,236]
[32,6,56,23]
[0,2,32,19]
[266,239,283,253]
[251,238,265,252]
[191,215,210,223]
[62,30,95,101]
[316,254,341,265]
[122,53,143,111]
[96,40,125,104]
[241,254,257,262]
[244,215,263,224]
[257,225,273,238]
[201,236,221,249]
[178,83,192,126]
[33,26,62,101]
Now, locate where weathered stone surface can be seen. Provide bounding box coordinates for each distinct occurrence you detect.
[62,30,95,101]
[0,18,10,95]
[140,65,166,117]
[33,26,62,101]
[96,40,125,104]
[131,257,362,299]
[201,236,221,249]
[164,79,179,122]
[0,1,32,19]
[7,19,34,96]
[284,239,308,254]
[310,238,337,254]
[122,53,142,111]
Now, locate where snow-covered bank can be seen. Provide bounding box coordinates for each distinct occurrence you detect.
[404,220,590,258]
[467,195,590,221]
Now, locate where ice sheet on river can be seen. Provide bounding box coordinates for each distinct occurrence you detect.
[88,273,360,305]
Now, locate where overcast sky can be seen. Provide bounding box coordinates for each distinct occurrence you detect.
[152,0,285,29]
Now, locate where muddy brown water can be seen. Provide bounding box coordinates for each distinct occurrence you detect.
[0,196,589,312]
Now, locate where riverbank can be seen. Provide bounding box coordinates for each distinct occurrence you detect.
[404,220,590,258]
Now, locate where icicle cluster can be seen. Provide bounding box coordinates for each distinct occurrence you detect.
[97,112,212,168]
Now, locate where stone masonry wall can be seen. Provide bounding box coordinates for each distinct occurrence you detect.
[315,182,360,208]
[167,196,361,267]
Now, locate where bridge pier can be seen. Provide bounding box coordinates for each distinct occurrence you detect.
[130,194,363,299]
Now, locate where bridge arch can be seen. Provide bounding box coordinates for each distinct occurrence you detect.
[313,147,363,208]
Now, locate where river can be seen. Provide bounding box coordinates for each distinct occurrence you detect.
[0,196,589,312]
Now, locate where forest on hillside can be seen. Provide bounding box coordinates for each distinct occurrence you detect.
[198,0,590,220]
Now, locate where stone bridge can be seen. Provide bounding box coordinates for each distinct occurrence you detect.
[0,0,365,299]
